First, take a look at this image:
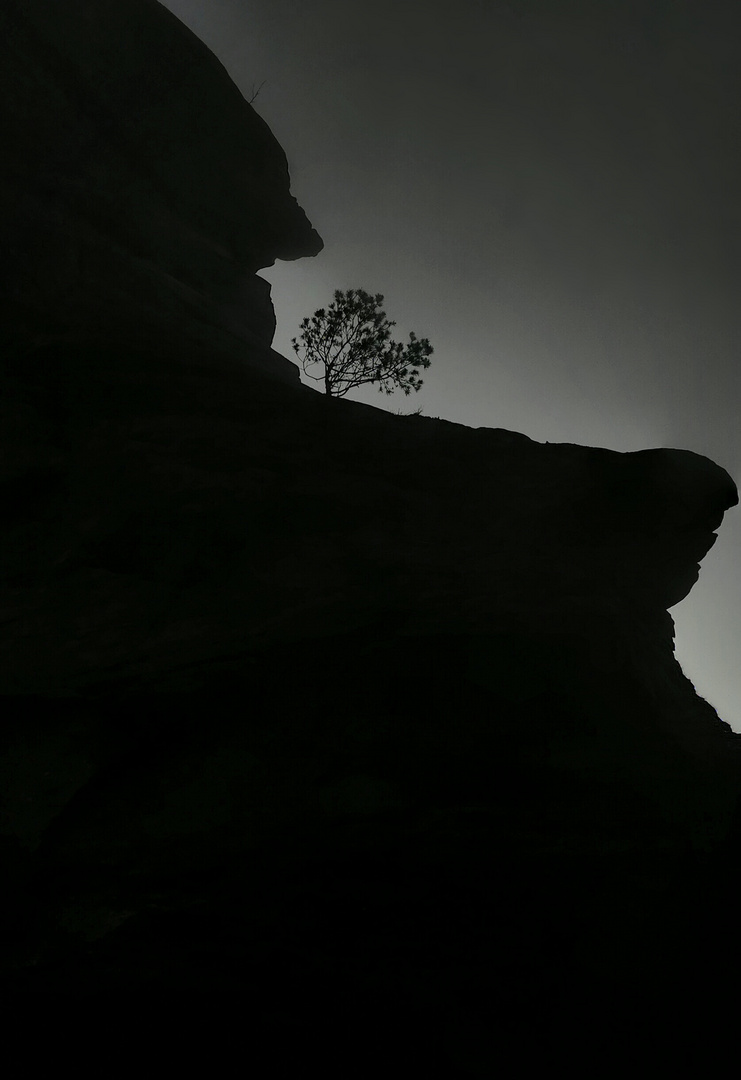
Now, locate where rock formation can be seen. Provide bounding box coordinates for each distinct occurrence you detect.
[1,2,739,1072]
[0,0,321,377]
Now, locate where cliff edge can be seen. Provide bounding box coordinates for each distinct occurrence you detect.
[0,0,322,376]
[1,2,739,1072]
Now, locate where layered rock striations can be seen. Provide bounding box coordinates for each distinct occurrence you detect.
[1,1,740,1070]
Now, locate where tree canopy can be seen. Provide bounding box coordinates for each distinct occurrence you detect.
[291,288,433,398]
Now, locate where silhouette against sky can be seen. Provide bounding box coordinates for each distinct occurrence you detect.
[160,0,740,731]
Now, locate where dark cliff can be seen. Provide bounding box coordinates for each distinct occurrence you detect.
[1,2,740,1074]
[0,0,321,376]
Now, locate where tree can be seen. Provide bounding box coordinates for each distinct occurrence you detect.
[291,288,433,398]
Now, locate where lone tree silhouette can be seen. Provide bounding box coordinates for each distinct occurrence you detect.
[291,289,433,398]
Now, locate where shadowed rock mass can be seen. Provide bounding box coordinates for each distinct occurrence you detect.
[1,2,739,1072]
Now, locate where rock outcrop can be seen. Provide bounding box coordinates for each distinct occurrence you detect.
[1,2,740,1072]
[0,0,322,377]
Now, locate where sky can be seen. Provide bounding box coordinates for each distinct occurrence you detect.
[159,0,740,732]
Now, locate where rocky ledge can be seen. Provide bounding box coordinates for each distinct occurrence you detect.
[0,0,322,375]
[1,2,740,1073]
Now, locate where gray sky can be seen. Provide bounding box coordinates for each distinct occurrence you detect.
[160,0,740,731]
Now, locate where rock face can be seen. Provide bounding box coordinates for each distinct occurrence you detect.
[2,2,740,1071]
[0,0,322,377]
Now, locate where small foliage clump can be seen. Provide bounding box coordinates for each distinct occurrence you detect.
[291,288,433,398]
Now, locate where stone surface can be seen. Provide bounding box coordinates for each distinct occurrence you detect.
[2,341,740,1067]
[1,2,740,1072]
[0,0,322,374]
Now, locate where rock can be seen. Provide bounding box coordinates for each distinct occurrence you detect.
[0,0,322,373]
[1,2,740,1070]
